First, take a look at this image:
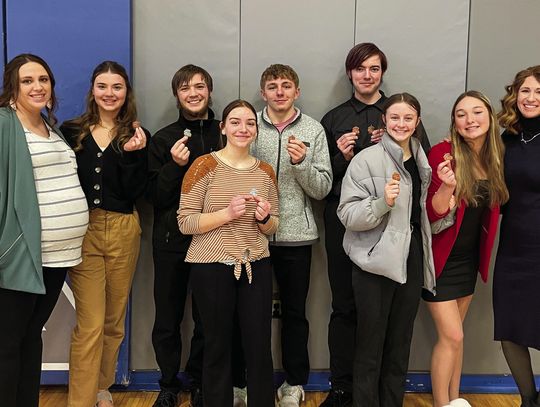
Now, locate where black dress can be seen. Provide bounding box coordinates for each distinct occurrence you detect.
[423,181,489,302]
[493,116,540,350]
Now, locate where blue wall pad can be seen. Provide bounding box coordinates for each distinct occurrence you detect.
[6,0,131,123]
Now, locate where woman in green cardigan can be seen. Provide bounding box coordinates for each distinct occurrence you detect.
[0,54,88,407]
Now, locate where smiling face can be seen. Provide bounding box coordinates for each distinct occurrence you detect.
[517,75,540,119]
[383,102,420,148]
[348,54,383,103]
[261,77,299,118]
[453,96,490,147]
[220,106,258,149]
[15,62,52,115]
[92,71,127,116]
[176,73,210,120]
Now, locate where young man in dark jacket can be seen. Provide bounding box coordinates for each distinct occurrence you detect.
[146,64,221,407]
[320,43,430,407]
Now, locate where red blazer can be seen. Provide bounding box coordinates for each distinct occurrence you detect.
[426,141,499,282]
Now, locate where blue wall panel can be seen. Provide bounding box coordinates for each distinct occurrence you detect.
[0,1,4,69]
[6,0,131,123]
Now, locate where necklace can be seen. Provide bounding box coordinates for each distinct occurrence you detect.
[520,131,540,144]
[97,122,115,139]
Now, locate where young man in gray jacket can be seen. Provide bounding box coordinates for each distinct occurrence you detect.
[250,64,332,407]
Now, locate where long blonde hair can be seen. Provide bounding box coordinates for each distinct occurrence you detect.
[498,65,540,134]
[450,91,509,207]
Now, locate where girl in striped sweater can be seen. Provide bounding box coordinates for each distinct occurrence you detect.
[178,99,279,407]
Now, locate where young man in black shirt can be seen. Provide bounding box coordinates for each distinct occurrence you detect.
[146,64,221,407]
[320,43,430,407]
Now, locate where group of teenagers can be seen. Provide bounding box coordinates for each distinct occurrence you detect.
[0,42,538,407]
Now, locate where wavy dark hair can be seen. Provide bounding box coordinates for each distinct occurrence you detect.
[64,61,137,152]
[498,65,540,134]
[450,90,508,207]
[0,53,58,125]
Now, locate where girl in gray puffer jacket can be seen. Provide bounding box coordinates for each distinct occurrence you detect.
[337,93,435,407]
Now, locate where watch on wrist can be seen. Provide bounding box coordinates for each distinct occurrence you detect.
[256,213,271,224]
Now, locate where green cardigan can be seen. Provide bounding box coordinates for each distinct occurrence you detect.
[0,107,45,294]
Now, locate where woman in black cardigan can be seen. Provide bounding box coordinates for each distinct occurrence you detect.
[61,61,148,407]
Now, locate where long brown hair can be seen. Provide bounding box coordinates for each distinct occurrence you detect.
[450,91,508,207]
[498,65,540,134]
[0,53,58,125]
[64,61,137,152]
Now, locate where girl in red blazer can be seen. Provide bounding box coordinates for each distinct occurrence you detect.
[424,91,508,407]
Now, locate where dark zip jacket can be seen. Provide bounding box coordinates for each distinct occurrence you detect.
[146,109,221,252]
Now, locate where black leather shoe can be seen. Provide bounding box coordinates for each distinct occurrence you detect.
[190,387,203,407]
[319,388,353,407]
[153,389,178,407]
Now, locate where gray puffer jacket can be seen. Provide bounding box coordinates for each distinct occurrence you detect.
[338,133,435,292]
[251,107,332,245]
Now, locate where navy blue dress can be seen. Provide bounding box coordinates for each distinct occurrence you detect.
[493,116,540,350]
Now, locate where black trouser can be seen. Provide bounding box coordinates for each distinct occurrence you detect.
[352,228,424,407]
[324,198,356,393]
[0,266,67,407]
[151,248,204,391]
[271,244,312,385]
[191,259,274,407]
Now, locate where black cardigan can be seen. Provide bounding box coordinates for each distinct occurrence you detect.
[61,124,149,214]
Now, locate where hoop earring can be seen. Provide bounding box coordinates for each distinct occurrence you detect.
[9,98,17,111]
[46,99,52,110]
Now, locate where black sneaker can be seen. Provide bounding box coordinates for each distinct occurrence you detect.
[190,387,203,407]
[153,389,178,407]
[319,388,353,407]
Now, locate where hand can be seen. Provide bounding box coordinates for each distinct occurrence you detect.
[384,179,400,207]
[437,160,457,188]
[123,127,147,151]
[336,131,358,161]
[253,195,271,221]
[170,136,190,167]
[225,194,254,221]
[287,137,307,164]
[370,128,384,144]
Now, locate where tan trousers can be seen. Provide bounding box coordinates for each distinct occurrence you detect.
[67,209,141,407]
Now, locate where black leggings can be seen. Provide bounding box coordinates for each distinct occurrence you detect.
[0,267,67,407]
[191,259,274,407]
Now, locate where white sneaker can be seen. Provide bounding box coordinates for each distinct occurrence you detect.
[277,382,305,407]
[450,398,472,407]
[233,386,247,407]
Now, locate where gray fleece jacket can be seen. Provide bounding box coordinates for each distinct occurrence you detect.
[251,107,332,245]
[337,133,435,292]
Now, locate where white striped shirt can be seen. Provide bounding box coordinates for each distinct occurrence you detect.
[25,126,89,267]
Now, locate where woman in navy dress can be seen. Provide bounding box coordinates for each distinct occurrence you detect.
[493,65,540,407]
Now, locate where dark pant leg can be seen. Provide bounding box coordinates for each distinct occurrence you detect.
[237,258,274,406]
[379,230,424,407]
[271,245,312,385]
[0,287,36,407]
[191,263,236,407]
[185,295,204,389]
[231,311,247,388]
[151,249,192,390]
[324,198,356,393]
[351,266,395,407]
[19,267,67,407]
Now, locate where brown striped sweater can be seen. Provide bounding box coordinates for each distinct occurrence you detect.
[178,152,279,282]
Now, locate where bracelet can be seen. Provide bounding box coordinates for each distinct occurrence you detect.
[256,213,271,224]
